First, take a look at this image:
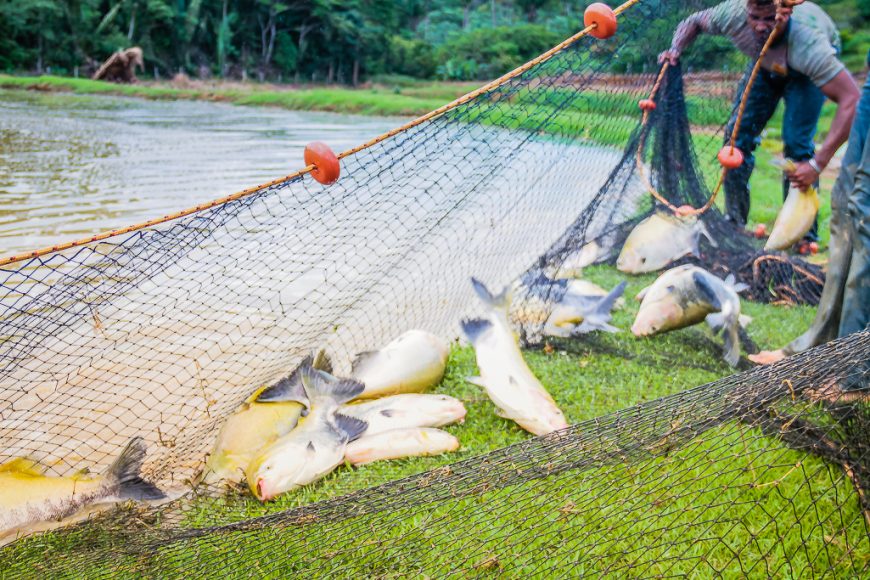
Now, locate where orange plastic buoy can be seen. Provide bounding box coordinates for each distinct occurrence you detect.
[584,3,618,39]
[718,146,744,169]
[304,142,340,185]
[754,224,767,238]
[638,99,656,111]
[809,241,819,254]
[675,204,696,216]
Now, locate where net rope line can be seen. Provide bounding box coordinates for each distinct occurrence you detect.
[0,0,645,269]
[635,18,785,217]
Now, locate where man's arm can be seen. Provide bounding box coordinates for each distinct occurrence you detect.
[789,69,861,190]
[658,12,713,65]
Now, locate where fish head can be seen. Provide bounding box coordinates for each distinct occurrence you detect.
[426,395,467,424]
[246,444,307,501]
[616,245,654,274]
[631,293,684,337]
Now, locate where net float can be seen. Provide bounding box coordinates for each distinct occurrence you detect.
[584,3,617,39]
[717,146,744,169]
[304,142,341,185]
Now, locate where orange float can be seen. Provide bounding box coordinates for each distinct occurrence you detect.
[304,142,341,185]
[638,99,656,111]
[754,224,767,238]
[584,3,618,40]
[717,146,744,170]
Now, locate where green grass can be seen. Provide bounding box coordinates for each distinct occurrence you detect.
[4,265,861,578]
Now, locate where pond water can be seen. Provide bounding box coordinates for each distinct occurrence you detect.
[0,89,405,256]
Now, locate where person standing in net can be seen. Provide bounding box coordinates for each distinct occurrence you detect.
[751,48,870,364]
[659,0,859,251]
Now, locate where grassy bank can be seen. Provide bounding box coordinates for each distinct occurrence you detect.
[5,265,866,576]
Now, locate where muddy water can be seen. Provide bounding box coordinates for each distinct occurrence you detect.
[0,88,404,256]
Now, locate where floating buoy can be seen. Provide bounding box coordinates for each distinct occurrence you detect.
[304,142,340,185]
[584,3,617,40]
[809,241,819,254]
[754,224,767,238]
[717,146,744,170]
[638,99,656,111]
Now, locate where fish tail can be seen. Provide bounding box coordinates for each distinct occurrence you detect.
[573,281,626,334]
[333,413,368,442]
[255,354,316,406]
[460,318,493,345]
[723,273,750,294]
[723,321,741,367]
[106,437,165,501]
[300,365,364,405]
[471,278,510,311]
[697,218,718,249]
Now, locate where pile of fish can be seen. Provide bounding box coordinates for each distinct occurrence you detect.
[202,329,463,501]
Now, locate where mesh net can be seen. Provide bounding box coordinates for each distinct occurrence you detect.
[0,0,860,576]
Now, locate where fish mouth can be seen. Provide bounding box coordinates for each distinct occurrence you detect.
[256,478,271,502]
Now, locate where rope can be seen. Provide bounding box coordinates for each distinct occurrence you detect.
[637,19,785,218]
[0,0,646,268]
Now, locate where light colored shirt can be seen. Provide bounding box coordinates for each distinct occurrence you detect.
[701,0,844,87]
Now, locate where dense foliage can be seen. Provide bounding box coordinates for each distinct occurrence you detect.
[0,0,866,83]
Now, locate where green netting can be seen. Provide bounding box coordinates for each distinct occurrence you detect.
[0,0,862,576]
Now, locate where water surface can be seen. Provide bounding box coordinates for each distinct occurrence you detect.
[0,89,404,255]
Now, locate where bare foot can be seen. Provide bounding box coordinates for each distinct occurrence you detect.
[748,349,786,365]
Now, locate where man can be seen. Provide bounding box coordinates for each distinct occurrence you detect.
[750,48,870,364]
[659,0,859,248]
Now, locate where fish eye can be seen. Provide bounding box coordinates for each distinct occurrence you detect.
[640,257,646,263]
[666,285,675,292]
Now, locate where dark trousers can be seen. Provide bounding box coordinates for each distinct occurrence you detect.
[723,68,825,240]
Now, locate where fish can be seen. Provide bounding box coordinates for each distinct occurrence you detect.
[617,212,715,274]
[462,279,569,436]
[545,240,608,279]
[341,394,467,436]
[201,352,330,484]
[0,437,164,543]
[631,264,751,366]
[351,330,450,399]
[246,364,367,501]
[345,428,460,466]
[765,160,820,251]
[510,272,627,338]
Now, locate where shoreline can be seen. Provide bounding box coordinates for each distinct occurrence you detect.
[0,74,475,118]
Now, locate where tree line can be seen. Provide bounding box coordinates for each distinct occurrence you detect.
[1,0,866,84]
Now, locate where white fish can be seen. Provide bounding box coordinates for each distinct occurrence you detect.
[352,330,450,399]
[765,160,820,250]
[545,240,608,279]
[341,394,466,436]
[345,428,460,466]
[631,265,751,366]
[462,278,569,436]
[617,213,715,274]
[246,365,367,501]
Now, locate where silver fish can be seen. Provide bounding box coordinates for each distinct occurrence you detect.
[617,213,715,274]
[345,428,460,466]
[341,394,466,436]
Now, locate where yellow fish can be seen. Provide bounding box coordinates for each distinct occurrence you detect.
[0,437,163,544]
[201,352,328,484]
[765,159,820,251]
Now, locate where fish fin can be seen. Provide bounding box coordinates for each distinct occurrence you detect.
[334,413,368,442]
[723,323,741,368]
[255,359,311,407]
[306,441,316,453]
[574,320,619,334]
[697,219,718,248]
[0,458,46,476]
[460,318,493,345]
[739,314,753,328]
[350,350,379,375]
[692,272,723,311]
[705,312,726,332]
[635,285,651,302]
[471,277,510,311]
[311,348,333,374]
[593,281,626,316]
[465,376,486,388]
[106,437,165,501]
[724,274,750,294]
[300,365,365,405]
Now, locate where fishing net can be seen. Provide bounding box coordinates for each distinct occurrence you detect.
[0,0,859,576]
[2,332,868,577]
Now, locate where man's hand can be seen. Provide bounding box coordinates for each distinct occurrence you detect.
[658,49,681,65]
[787,160,820,191]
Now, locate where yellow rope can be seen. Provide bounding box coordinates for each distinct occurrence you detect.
[0,0,644,268]
[638,20,785,218]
